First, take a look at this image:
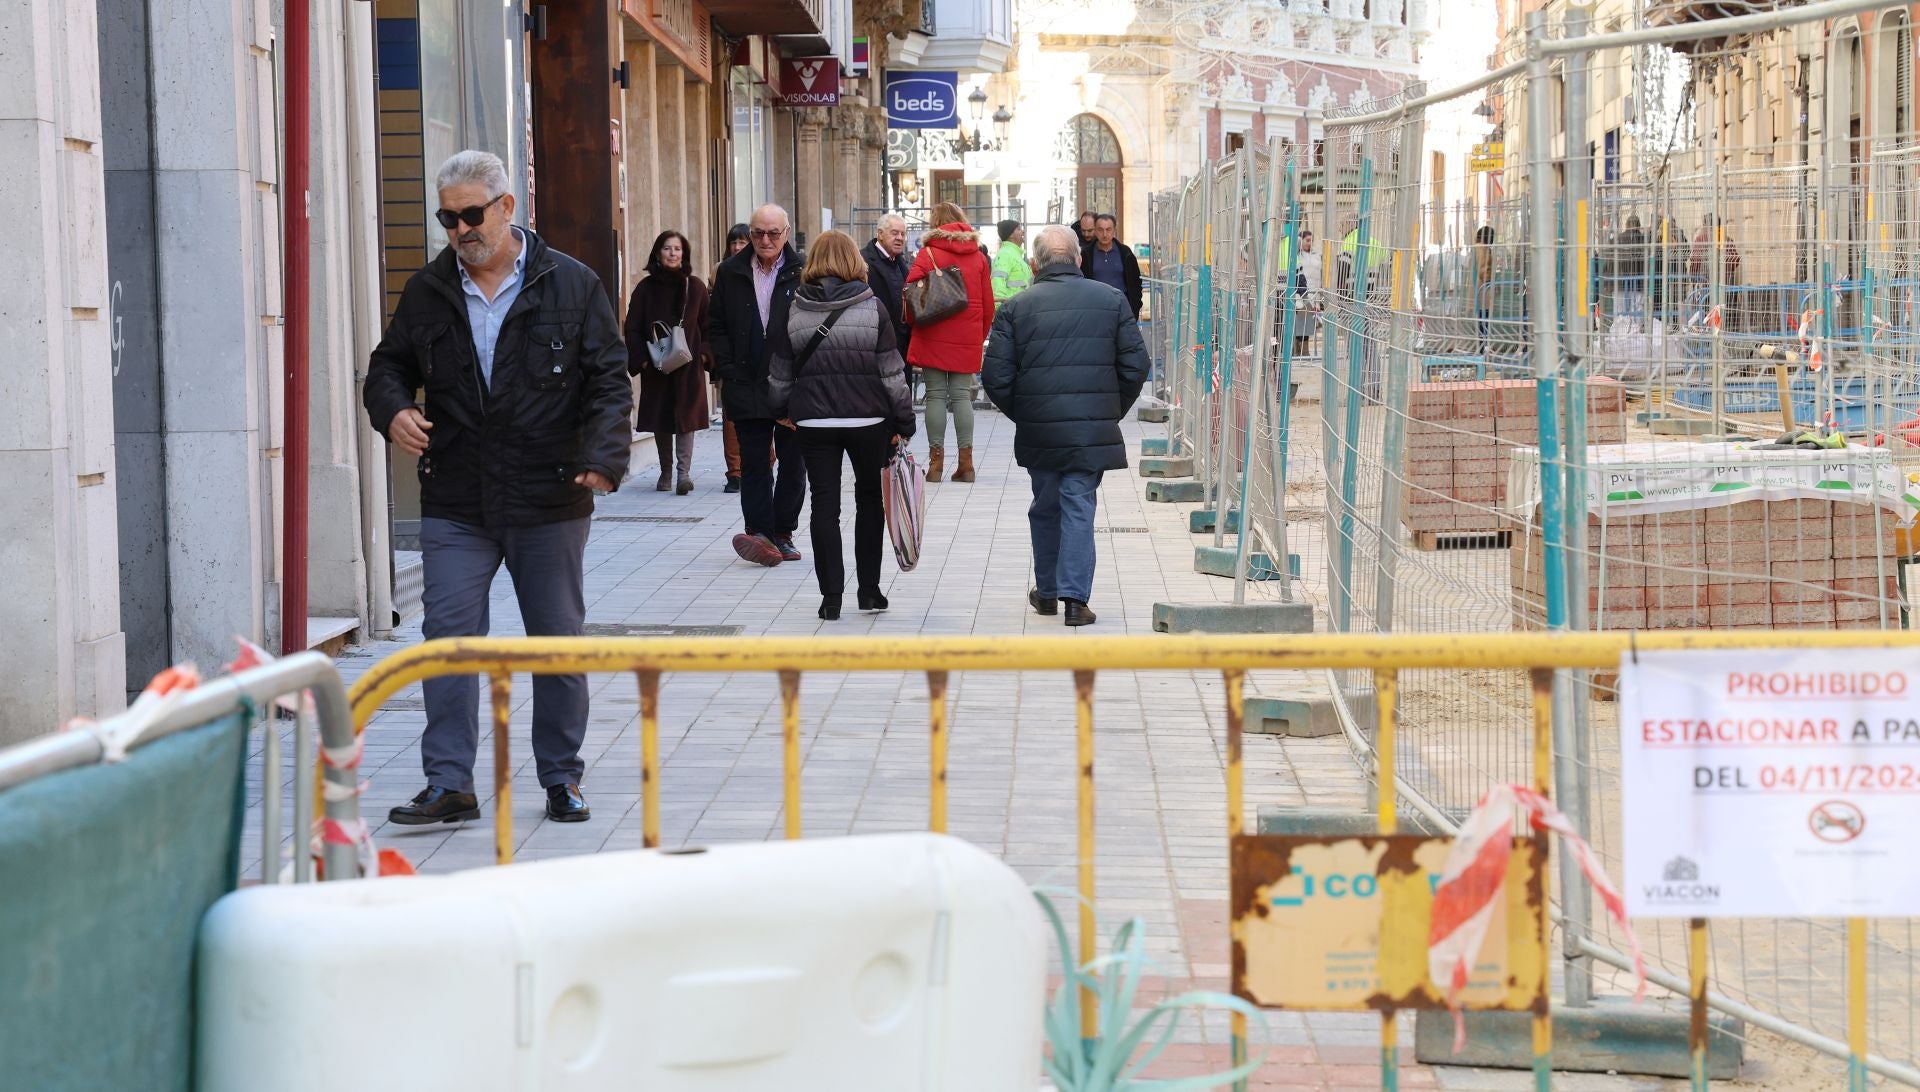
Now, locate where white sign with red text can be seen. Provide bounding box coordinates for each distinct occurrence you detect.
[1620,648,1920,917]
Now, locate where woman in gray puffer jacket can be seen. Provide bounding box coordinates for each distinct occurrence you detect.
[768,230,916,620]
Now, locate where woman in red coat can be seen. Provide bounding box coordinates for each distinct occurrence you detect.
[905,202,995,482]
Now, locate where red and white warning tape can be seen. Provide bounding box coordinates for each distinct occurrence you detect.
[1428,783,1645,1050]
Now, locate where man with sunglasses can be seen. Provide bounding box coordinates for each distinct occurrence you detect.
[708,204,808,566]
[363,149,632,826]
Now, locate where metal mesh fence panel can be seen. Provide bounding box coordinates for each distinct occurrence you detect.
[1147,1,1920,1082]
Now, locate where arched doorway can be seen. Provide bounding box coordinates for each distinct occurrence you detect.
[1058,113,1123,234]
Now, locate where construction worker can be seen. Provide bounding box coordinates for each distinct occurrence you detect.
[991,219,1032,302]
[1338,218,1388,298]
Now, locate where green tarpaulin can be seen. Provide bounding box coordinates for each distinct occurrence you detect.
[0,712,249,1091]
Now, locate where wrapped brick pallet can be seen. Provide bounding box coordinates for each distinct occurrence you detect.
[1402,378,1625,545]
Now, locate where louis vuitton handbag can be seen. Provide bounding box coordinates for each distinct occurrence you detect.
[903,264,969,326]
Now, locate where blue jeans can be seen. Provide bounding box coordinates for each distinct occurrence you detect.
[1027,468,1102,603]
[418,517,590,792]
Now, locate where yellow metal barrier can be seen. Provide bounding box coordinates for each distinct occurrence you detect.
[347,630,1917,1087]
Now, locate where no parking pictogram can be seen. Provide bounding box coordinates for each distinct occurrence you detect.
[1809,800,1865,843]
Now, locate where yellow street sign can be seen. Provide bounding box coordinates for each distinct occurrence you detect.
[1230,834,1544,1011]
[1471,142,1505,172]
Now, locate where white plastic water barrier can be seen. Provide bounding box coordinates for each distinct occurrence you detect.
[197,833,1046,1090]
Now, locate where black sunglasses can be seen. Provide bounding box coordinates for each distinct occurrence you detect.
[435,192,506,231]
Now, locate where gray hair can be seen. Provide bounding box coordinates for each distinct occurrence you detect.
[435,150,510,198]
[1032,225,1081,268]
[752,203,792,231]
[875,212,907,234]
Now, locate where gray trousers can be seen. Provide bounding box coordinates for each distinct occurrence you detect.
[419,516,590,793]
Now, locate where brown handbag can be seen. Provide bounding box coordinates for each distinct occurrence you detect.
[904,264,969,326]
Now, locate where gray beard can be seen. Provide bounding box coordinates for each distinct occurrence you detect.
[456,235,498,265]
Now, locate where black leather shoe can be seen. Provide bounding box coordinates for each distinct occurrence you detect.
[857,589,888,611]
[1064,599,1097,627]
[1029,589,1058,616]
[388,785,480,826]
[818,596,842,620]
[723,476,741,494]
[545,783,590,822]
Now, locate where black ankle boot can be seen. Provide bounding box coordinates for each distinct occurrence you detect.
[857,589,889,611]
[818,596,842,620]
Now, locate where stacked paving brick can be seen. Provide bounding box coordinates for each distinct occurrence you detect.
[1402,378,1625,539]
[1513,499,1904,631]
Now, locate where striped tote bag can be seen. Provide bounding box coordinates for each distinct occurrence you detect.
[882,449,926,572]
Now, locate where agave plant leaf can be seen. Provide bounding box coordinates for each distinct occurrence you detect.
[1035,888,1092,1084]
[1033,890,1267,1092]
[1114,990,1269,1089]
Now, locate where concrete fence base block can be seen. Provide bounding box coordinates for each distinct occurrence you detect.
[1256,805,1441,836]
[1140,437,1171,456]
[1137,404,1170,423]
[1638,414,1716,436]
[1188,508,1241,534]
[1145,479,1207,503]
[1413,1001,1742,1080]
[1193,546,1281,580]
[1244,696,1339,738]
[1151,600,1313,634]
[1139,455,1195,478]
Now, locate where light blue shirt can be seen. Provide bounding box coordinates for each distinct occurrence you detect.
[458,227,528,387]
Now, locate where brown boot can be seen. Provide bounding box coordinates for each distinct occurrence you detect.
[926,446,944,482]
[952,446,976,482]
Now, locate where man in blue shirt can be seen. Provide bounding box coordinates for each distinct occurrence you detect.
[363,149,632,827]
[1080,213,1143,318]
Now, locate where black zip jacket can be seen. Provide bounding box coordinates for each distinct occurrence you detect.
[707,243,803,421]
[861,238,913,360]
[363,228,633,527]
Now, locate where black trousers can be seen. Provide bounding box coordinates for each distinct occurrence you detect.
[797,422,893,597]
[734,417,806,537]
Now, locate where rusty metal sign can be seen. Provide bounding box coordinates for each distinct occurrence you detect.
[1230,834,1545,1011]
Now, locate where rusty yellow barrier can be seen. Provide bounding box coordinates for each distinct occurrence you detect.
[346,630,1919,1087]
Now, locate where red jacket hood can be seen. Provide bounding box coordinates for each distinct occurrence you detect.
[922,223,979,253]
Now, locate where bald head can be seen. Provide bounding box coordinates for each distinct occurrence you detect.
[1032,225,1081,269]
[749,204,791,266]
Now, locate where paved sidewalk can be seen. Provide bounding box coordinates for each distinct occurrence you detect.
[252,403,1775,1089]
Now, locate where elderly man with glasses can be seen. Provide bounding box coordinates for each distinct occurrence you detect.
[708,204,808,566]
[363,149,632,827]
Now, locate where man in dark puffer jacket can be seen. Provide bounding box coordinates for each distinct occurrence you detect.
[363,149,631,826]
[982,225,1149,627]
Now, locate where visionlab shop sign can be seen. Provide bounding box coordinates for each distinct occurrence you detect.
[776,57,839,107]
[885,71,959,129]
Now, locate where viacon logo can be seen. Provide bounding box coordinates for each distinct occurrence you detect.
[1643,856,1718,905]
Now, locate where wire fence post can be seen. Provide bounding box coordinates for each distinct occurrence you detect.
[1214,147,1250,554]
[1198,175,1217,504]
[1270,152,1303,604]
[1558,2,1597,1011]
[1335,157,1377,634]
[1319,107,1343,611]
[1235,139,1286,604]
[1371,96,1426,634]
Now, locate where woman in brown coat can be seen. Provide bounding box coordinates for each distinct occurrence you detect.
[625,230,711,493]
